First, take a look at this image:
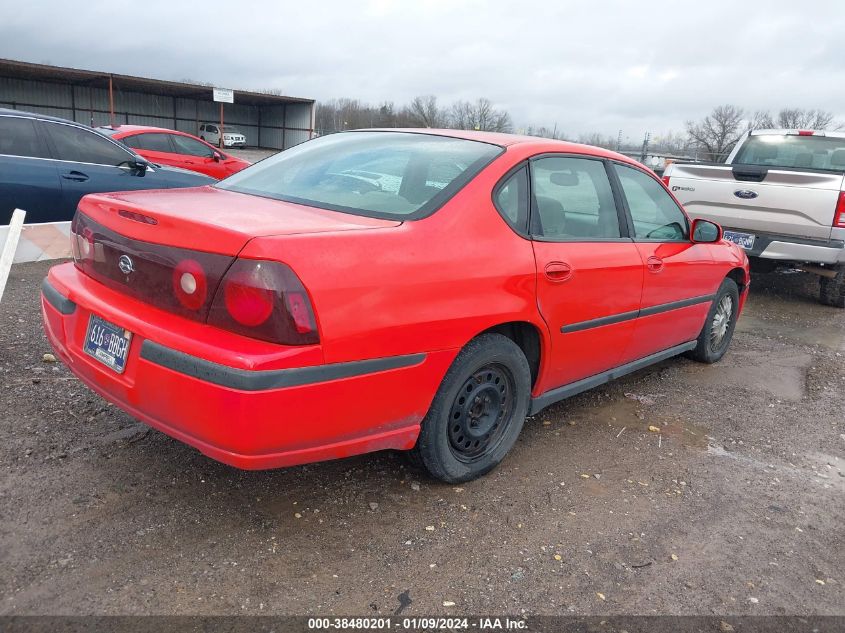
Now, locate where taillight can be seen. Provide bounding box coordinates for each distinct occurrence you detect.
[662,175,671,187]
[798,130,814,136]
[834,192,845,228]
[208,259,319,345]
[70,215,94,263]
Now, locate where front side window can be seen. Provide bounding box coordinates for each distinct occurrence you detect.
[530,156,621,239]
[217,131,503,219]
[43,123,133,166]
[0,116,49,158]
[615,163,688,240]
[171,134,214,157]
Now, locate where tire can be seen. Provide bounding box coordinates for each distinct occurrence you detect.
[687,278,740,364]
[412,333,531,483]
[819,266,845,308]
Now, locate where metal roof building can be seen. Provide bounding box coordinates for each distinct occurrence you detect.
[0,58,315,149]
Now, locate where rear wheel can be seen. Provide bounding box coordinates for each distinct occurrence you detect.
[412,334,531,483]
[687,278,740,364]
[819,265,845,308]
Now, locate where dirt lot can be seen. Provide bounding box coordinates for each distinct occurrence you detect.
[1,261,843,616]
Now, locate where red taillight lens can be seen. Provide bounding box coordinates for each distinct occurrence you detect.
[798,130,814,136]
[662,176,671,187]
[834,192,845,228]
[223,269,274,326]
[208,259,319,345]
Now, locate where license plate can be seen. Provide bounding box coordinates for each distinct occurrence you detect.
[83,314,133,374]
[723,230,755,250]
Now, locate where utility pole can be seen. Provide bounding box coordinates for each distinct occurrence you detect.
[616,129,622,151]
[640,132,650,164]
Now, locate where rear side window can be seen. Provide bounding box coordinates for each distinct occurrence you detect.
[0,116,50,158]
[43,122,132,166]
[734,134,845,172]
[493,165,529,234]
[125,133,173,153]
[615,163,688,240]
[171,134,214,157]
[218,131,503,220]
[530,156,621,239]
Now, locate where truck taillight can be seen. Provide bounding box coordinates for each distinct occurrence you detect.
[662,175,671,187]
[208,259,319,346]
[834,192,845,228]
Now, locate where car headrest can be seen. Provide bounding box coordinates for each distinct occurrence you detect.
[794,152,812,168]
[754,144,779,161]
[550,171,579,186]
[830,149,845,168]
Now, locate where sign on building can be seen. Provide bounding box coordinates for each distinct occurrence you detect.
[212,88,234,104]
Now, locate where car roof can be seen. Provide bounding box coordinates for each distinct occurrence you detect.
[99,125,189,137]
[0,107,89,126]
[359,128,638,163]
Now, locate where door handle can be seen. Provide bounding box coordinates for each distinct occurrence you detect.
[544,261,573,282]
[61,171,89,182]
[646,255,664,273]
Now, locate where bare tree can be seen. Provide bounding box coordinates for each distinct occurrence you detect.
[525,125,565,140]
[774,108,836,130]
[449,98,512,133]
[407,95,447,128]
[685,105,747,162]
[577,132,617,149]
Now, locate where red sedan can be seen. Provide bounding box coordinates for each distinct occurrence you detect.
[99,125,250,179]
[41,130,749,482]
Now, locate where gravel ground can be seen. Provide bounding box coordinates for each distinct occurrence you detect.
[1,261,843,616]
[227,147,278,164]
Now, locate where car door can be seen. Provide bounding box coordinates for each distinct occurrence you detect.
[529,154,644,390]
[169,133,222,178]
[122,132,178,169]
[40,120,153,214]
[610,161,719,362]
[0,114,63,224]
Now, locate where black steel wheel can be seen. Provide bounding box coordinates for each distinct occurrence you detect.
[412,333,531,483]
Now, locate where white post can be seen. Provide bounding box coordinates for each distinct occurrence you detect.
[0,208,26,303]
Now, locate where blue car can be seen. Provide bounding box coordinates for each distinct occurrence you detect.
[0,108,215,225]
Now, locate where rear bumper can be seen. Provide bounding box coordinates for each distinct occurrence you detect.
[732,228,845,265]
[41,264,454,470]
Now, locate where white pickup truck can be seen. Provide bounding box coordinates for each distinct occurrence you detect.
[664,129,845,307]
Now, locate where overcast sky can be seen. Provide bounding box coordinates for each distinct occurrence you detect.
[2,0,844,141]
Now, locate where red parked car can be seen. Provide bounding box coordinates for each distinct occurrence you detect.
[99,125,250,179]
[41,130,749,482]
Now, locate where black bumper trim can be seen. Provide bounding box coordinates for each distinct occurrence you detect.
[41,278,77,315]
[140,340,426,391]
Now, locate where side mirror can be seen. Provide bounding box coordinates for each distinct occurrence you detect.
[130,158,148,176]
[212,151,223,162]
[691,218,722,243]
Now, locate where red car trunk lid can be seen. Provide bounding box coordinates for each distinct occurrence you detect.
[78,186,401,255]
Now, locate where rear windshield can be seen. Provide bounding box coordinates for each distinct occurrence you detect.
[734,134,845,172]
[216,131,503,219]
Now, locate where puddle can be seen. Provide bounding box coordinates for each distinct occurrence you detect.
[679,350,810,401]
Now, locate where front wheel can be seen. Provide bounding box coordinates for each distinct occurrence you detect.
[413,334,531,483]
[687,278,740,364]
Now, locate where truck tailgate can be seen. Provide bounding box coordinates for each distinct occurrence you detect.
[669,164,844,240]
